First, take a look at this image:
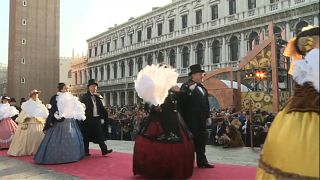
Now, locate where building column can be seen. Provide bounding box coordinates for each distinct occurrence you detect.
[124,91,128,105]
[176,47,181,69]
[221,36,228,63]
[117,91,121,106]
[204,40,210,65]
[240,33,245,59]
[110,64,114,79]
[314,15,319,26]
[97,66,101,81]
[133,91,137,104]
[190,45,195,65]
[125,59,129,77]
[285,22,291,40]
[117,62,121,79]
[85,69,89,82]
[164,50,168,64]
[110,92,114,106]
[142,55,146,68]
[133,57,137,75]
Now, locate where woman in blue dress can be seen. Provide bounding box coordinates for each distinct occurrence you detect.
[34,83,86,164]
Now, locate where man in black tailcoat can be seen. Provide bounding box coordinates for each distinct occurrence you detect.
[80,79,112,156]
[178,64,214,168]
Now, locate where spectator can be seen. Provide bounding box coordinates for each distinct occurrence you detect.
[221,124,245,148]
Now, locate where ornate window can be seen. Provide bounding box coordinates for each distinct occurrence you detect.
[157,51,164,64]
[196,10,202,24]
[121,61,125,78]
[147,27,152,39]
[211,5,218,20]
[230,36,239,61]
[95,67,98,79]
[157,23,163,36]
[182,47,189,68]
[113,63,117,79]
[129,59,134,76]
[100,66,104,80]
[196,43,204,65]
[107,64,110,80]
[182,15,188,29]
[100,45,103,54]
[212,40,220,64]
[248,31,259,50]
[273,26,282,39]
[248,0,256,9]
[137,57,143,72]
[137,30,142,42]
[169,19,175,32]
[169,49,176,68]
[147,54,153,65]
[107,42,110,52]
[229,0,236,15]
[295,21,308,35]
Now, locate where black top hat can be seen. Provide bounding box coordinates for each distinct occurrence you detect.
[87,79,98,87]
[188,64,205,76]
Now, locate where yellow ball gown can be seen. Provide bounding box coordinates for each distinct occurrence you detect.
[256,83,319,179]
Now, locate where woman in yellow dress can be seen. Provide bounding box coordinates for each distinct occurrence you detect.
[7,90,49,156]
[256,26,319,179]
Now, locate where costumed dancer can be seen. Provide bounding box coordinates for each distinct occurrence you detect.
[0,96,19,149]
[8,90,49,156]
[256,26,319,179]
[34,83,85,164]
[133,64,194,179]
[179,64,214,168]
[80,79,112,156]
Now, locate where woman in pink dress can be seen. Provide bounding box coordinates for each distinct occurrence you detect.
[0,96,19,149]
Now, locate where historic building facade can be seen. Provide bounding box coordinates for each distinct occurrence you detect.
[7,0,60,103]
[71,0,319,107]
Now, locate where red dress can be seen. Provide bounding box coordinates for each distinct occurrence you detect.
[133,93,195,179]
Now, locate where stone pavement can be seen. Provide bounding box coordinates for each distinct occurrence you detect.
[0,140,260,179]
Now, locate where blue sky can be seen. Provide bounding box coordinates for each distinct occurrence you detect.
[0,0,172,64]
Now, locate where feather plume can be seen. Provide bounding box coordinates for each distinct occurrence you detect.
[135,65,179,106]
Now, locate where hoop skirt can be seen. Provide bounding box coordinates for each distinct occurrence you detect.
[0,118,18,149]
[133,114,194,179]
[256,84,319,179]
[34,118,85,164]
[8,117,45,156]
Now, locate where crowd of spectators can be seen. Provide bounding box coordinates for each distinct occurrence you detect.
[104,104,275,149]
[207,107,275,148]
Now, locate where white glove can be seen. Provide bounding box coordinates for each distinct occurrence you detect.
[101,119,104,124]
[46,104,52,109]
[189,83,197,91]
[54,111,61,120]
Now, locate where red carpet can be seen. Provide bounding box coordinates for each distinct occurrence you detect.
[0,149,256,179]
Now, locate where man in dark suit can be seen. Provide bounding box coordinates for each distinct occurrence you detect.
[179,64,214,168]
[80,79,112,156]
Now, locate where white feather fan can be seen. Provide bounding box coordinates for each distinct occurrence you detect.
[0,103,19,120]
[21,99,49,119]
[134,64,179,106]
[56,92,86,120]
